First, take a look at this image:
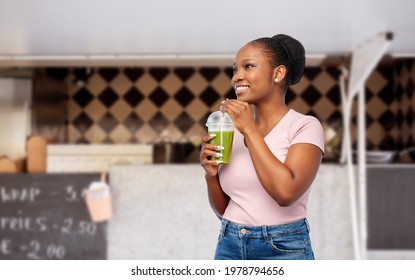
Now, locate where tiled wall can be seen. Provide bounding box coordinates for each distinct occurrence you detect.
[39,59,415,163]
[349,60,415,157]
[394,60,415,159]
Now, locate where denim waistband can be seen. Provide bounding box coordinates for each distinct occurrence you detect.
[219,218,310,238]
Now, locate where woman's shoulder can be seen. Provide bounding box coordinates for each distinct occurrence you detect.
[286,109,325,152]
[286,109,322,127]
[286,109,324,138]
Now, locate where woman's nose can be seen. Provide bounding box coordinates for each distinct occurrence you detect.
[232,70,243,83]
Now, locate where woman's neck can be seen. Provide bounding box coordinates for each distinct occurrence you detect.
[253,101,289,127]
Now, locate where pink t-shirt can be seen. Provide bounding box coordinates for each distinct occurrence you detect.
[218,109,325,226]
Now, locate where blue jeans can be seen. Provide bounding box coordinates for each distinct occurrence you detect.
[214,218,315,260]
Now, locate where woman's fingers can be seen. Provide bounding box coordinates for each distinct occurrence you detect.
[221,99,249,117]
[200,135,221,176]
[200,135,223,162]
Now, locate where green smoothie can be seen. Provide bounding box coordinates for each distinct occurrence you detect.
[209,130,234,163]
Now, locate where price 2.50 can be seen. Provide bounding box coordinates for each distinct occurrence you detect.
[60,218,97,236]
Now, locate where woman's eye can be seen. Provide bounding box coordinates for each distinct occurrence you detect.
[245,64,254,69]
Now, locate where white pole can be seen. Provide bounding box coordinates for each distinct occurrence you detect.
[339,66,349,165]
[340,32,393,260]
[339,68,361,260]
[357,84,368,260]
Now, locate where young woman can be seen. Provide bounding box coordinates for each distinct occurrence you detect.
[199,34,324,260]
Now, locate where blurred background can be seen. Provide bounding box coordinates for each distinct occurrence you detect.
[0,0,414,260]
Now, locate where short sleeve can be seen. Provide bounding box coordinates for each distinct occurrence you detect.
[290,115,325,154]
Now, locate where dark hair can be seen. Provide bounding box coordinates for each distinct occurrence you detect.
[250,34,305,86]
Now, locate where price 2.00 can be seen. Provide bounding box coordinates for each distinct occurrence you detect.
[27,240,65,260]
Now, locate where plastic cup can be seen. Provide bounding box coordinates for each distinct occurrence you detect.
[206,111,234,164]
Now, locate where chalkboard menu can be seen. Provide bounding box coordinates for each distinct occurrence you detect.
[0,174,107,259]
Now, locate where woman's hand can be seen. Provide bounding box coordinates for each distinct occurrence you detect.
[200,134,223,177]
[220,99,256,135]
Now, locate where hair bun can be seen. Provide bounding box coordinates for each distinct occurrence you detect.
[272,34,305,85]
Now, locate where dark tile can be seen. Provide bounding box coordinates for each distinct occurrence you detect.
[303,67,321,81]
[377,84,394,105]
[406,108,414,126]
[199,111,212,128]
[199,86,220,107]
[406,135,415,148]
[149,67,170,82]
[199,67,220,82]
[326,86,341,106]
[46,67,69,81]
[325,67,342,80]
[76,137,89,144]
[406,137,415,161]
[124,87,144,107]
[149,87,169,107]
[405,59,414,71]
[73,87,94,108]
[129,137,138,143]
[327,110,343,125]
[174,86,194,107]
[224,67,234,79]
[102,136,114,144]
[395,84,404,102]
[173,111,194,133]
[224,88,237,100]
[364,88,374,103]
[98,112,118,133]
[98,87,119,108]
[183,142,197,158]
[396,109,404,128]
[73,68,92,85]
[406,79,414,99]
[174,67,195,82]
[305,109,318,119]
[98,68,119,83]
[124,68,145,82]
[148,112,169,133]
[377,67,393,82]
[301,85,322,107]
[73,112,94,133]
[379,135,396,150]
[395,61,403,76]
[124,111,144,133]
[285,89,296,105]
[396,136,405,151]
[378,110,395,130]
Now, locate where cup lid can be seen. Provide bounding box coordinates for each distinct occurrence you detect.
[206,111,233,125]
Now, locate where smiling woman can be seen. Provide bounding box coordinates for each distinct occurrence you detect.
[200,34,325,260]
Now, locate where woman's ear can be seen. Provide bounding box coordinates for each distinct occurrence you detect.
[274,65,287,83]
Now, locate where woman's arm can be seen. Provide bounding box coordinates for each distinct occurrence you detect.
[244,133,322,206]
[205,173,230,219]
[221,100,323,207]
[200,135,230,218]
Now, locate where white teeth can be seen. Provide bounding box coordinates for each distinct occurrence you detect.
[235,85,249,90]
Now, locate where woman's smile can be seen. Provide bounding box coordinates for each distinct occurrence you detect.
[234,85,250,96]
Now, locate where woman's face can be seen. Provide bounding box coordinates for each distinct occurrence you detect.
[231,43,275,103]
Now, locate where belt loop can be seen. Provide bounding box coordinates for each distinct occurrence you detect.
[304,218,310,233]
[262,225,270,241]
[220,219,229,238]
